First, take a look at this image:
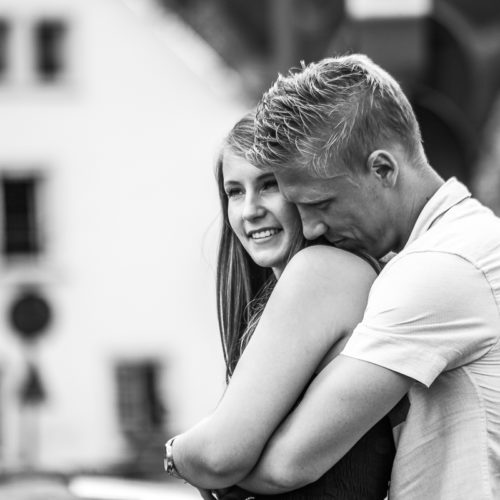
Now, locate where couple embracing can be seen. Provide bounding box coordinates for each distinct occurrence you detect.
[165,54,500,500]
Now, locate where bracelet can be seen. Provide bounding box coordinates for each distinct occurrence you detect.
[164,436,185,480]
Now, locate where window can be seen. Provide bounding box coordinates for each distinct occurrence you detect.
[33,19,67,82]
[1,176,41,256]
[115,361,165,435]
[0,369,3,462]
[0,18,10,81]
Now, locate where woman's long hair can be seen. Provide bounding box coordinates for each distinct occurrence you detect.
[215,111,306,383]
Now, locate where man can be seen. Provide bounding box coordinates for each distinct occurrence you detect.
[245,54,500,498]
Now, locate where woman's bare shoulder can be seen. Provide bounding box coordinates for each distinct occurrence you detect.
[267,245,377,344]
[283,245,378,284]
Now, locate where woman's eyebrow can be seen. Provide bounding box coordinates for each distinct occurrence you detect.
[224,172,275,187]
[256,172,276,181]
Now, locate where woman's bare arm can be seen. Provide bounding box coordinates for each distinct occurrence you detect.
[172,246,377,489]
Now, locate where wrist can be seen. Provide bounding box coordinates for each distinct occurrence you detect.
[164,435,185,480]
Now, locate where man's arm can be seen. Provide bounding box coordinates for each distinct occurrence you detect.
[239,251,500,493]
[239,355,411,494]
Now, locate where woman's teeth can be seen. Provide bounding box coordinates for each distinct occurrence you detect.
[251,229,280,240]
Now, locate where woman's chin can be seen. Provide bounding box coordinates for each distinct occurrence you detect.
[251,251,285,270]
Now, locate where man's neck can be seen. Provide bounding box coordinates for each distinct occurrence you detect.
[395,166,444,252]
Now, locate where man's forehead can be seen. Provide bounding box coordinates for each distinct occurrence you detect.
[276,170,347,202]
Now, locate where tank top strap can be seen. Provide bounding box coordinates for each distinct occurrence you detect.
[352,250,382,274]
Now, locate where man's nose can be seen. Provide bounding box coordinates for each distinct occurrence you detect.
[302,219,328,240]
[242,193,265,220]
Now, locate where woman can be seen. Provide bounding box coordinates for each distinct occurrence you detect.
[165,112,395,499]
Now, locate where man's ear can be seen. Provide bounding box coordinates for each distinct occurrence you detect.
[366,150,398,187]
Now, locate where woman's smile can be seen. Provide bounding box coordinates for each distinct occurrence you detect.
[248,227,283,241]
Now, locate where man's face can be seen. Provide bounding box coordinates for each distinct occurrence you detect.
[276,167,398,258]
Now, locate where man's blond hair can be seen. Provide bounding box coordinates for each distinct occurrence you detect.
[249,54,425,178]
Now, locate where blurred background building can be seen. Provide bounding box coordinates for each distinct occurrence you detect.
[0,0,245,479]
[1,0,500,490]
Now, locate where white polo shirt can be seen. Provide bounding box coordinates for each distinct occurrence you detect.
[342,178,500,499]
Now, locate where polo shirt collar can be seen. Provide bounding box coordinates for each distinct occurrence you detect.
[405,177,471,247]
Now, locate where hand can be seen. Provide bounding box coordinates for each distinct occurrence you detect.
[195,488,218,500]
[214,486,257,500]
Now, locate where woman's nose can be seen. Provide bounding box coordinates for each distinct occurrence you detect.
[242,193,265,220]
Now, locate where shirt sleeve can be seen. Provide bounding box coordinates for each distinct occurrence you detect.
[342,250,500,387]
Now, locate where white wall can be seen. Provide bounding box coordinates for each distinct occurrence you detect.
[0,0,246,470]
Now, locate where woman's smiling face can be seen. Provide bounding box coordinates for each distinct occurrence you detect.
[222,151,301,276]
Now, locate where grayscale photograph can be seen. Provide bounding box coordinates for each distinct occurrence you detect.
[0,1,499,499]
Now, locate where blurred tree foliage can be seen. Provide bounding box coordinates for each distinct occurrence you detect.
[156,0,500,193]
[156,0,345,99]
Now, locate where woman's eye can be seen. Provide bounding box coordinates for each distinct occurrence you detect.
[226,187,243,198]
[262,180,279,192]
